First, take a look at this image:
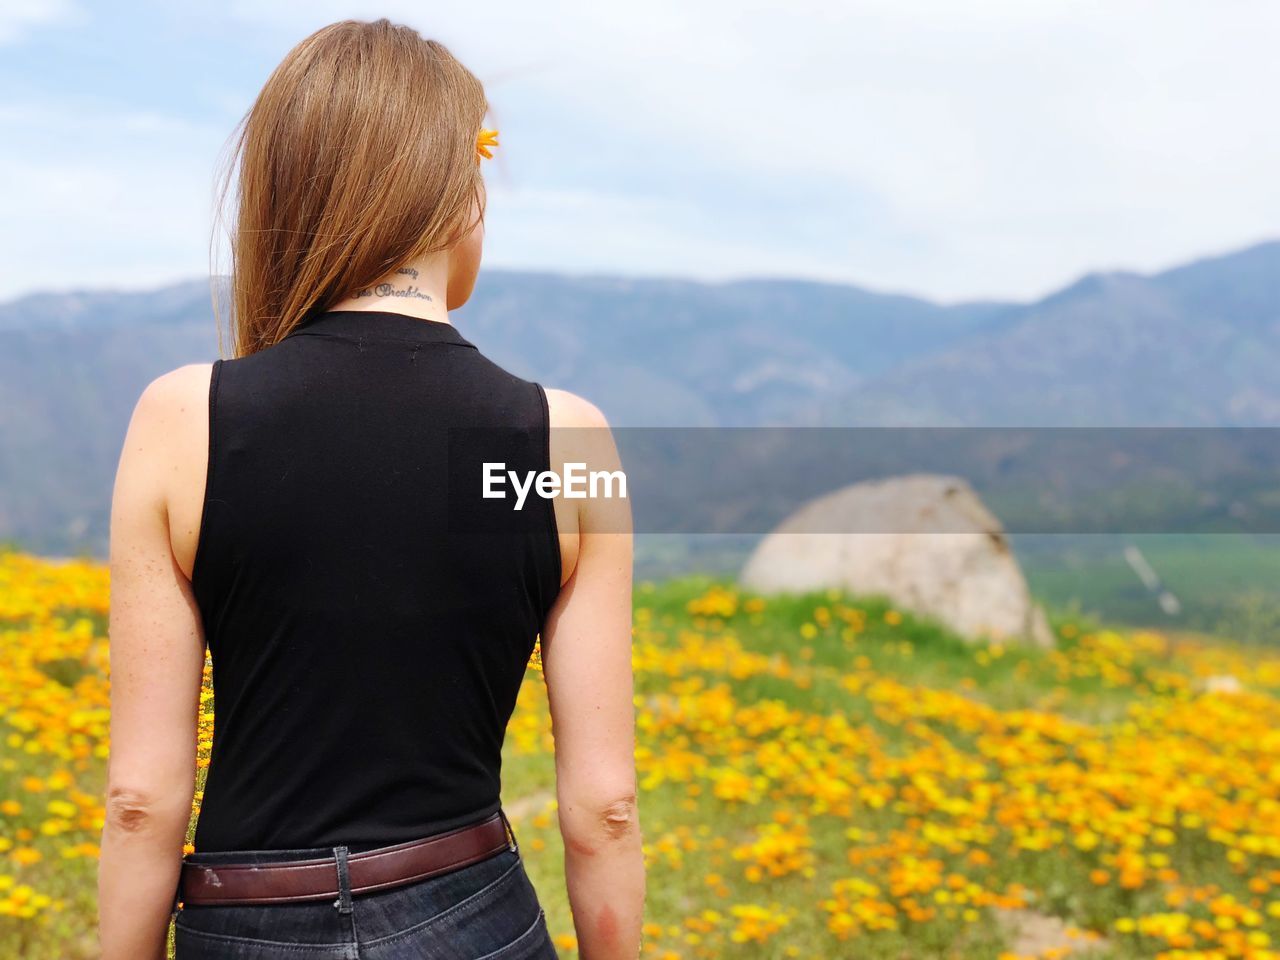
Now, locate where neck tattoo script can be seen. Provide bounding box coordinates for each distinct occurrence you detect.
[354,282,434,301]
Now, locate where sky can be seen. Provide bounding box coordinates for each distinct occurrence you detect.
[2,0,1278,304]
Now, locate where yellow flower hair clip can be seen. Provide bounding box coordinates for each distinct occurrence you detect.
[476,128,499,161]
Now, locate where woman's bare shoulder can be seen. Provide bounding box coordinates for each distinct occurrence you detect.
[542,387,610,430]
[126,362,217,434]
[118,363,218,579]
[137,361,216,401]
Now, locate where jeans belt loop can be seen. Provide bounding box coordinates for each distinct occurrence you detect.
[333,845,354,915]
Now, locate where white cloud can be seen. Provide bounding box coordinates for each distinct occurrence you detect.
[0,102,225,299]
[0,0,79,44]
[482,183,862,284]
[2,1,1277,301]
[213,0,1280,300]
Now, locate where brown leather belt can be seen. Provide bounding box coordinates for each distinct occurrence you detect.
[178,811,515,906]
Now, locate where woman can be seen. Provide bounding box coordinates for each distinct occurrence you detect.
[97,18,643,960]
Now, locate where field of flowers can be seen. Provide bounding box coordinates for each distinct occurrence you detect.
[3,549,1280,958]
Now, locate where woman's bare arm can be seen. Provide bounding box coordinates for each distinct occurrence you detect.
[540,389,643,960]
[98,365,210,960]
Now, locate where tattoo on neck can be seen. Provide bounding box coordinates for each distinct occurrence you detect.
[354,282,434,301]
[396,267,419,280]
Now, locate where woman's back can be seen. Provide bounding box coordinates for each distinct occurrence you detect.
[98,20,642,960]
[191,308,561,852]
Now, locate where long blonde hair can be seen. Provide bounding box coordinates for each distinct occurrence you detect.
[211,19,488,357]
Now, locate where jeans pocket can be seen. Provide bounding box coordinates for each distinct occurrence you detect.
[174,921,356,959]
[360,854,550,959]
[174,902,355,959]
[475,908,557,960]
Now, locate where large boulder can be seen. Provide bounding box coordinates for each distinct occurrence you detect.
[740,474,1053,647]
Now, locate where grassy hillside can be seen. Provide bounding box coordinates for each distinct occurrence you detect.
[637,534,1280,646]
[1021,534,1280,643]
[3,552,1280,958]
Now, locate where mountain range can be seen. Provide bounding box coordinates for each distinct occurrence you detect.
[1,239,1277,555]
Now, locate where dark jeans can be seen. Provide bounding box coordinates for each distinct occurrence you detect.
[173,819,559,959]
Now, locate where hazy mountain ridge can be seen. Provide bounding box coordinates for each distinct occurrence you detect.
[1,240,1277,554]
[829,240,1280,426]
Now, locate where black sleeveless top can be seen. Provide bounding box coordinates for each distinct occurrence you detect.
[190,309,561,853]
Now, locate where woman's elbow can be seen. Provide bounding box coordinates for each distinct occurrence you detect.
[557,788,641,847]
[103,784,191,836]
